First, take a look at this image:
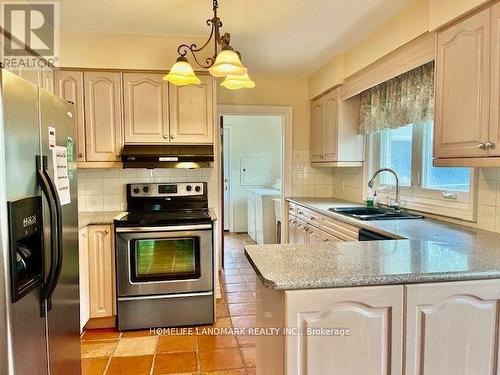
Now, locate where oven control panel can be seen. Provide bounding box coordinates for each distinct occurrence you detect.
[130,183,204,197]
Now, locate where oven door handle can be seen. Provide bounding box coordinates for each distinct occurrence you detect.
[115,224,212,233]
[118,291,213,301]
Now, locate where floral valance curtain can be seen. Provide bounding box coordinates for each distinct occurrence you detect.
[359,61,434,134]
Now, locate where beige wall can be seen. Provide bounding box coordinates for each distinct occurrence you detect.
[429,0,489,30]
[217,76,310,152]
[59,31,210,70]
[308,0,489,98]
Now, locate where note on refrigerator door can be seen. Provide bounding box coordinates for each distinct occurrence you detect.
[52,145,71,205]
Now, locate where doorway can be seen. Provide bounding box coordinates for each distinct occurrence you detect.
[223,114,282,234]
[217,105,293,269]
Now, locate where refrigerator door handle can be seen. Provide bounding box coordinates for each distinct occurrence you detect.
[36,155,63,316]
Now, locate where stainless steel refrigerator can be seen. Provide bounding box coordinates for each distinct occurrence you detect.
[0,69,81,374]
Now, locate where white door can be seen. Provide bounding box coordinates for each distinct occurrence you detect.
[223,127,231,231]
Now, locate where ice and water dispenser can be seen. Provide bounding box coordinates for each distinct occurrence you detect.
[8,196,44,302]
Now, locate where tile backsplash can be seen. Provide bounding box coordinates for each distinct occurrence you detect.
[291,151,335,197]
[77,168,215,212]
[476,168,500,232]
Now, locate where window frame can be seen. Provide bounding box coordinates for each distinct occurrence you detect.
[365,123,477,221]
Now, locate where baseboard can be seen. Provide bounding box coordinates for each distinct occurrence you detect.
[85,316,116,329]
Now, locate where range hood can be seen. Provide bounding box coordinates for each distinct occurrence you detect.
[121,145,214,169]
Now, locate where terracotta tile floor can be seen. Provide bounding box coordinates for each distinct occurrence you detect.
[81,233,257,375]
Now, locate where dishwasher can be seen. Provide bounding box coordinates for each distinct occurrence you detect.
[358,228,394,241]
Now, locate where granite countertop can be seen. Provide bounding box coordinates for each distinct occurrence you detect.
[245,240,500,290]
[243,197,500,290]
[78,211,126,229]
[286,197,500,247]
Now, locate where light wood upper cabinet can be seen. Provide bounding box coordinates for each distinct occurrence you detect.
[310,97,324,162]
[323,92,338,161]
[285,285,404,375]
[88,225,115,319]
[488,2,500,156]
[169,74,214,143]
[84,72,123,162]
[78,227,90,331]
[12,61,54,93]
[406,280,500,375]
[55,70,86,161]
[310,88,364,167]
[434,7,491,158]
[123,73,170,144]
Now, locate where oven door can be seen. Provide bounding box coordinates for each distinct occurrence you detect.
[115,224,213,297]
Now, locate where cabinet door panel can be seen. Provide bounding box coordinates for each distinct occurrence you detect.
[323,91,338,162]
[88,225,115,318]
[305,226,327,244]
[55,70,86,161]
[489,3,500,155]
[169,75,213,143]
[286,285,403,375]
[406,280,500,375]
[84,72,122,161]
[78,227,90,331]
[287,217,296,244]
[310,98,324,162]
[123,73,169,143]
[435,8,491,158]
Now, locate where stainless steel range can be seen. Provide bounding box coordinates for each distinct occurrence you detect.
[114,182,214,331]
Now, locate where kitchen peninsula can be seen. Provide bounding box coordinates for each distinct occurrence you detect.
[245,199,500,375]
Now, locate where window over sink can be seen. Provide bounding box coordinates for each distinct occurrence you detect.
[367,121,476,221]
[361,62,476,221]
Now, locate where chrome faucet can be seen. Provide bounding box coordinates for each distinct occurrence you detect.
[368,168,400,211]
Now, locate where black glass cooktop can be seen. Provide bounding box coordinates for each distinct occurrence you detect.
[115,209,212,227]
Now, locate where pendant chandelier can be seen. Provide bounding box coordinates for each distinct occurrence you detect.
[163,0,255,90]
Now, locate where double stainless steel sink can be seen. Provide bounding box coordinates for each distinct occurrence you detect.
[329,207,423,221]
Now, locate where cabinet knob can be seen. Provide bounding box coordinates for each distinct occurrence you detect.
[486,142,495,150]
[164,135,169,139]
[170,135,175,139]
[78,152,84,158]
[478,143,487,150]
[104,229,109,234]
[116,154,121,159]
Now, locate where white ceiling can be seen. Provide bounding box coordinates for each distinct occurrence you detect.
[60,0,414,75]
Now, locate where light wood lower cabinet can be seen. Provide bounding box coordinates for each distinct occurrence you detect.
[286,285,404,375]
[405,279,500,375]
[84,72,123,162]
[78,227,90,331]
[87,225,115,319]
[287,201,359,244]
[257,279,500,374]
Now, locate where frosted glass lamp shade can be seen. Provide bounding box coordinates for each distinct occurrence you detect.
[208,49,247,77]
[163,57,201,86]
[220,72,256,90]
